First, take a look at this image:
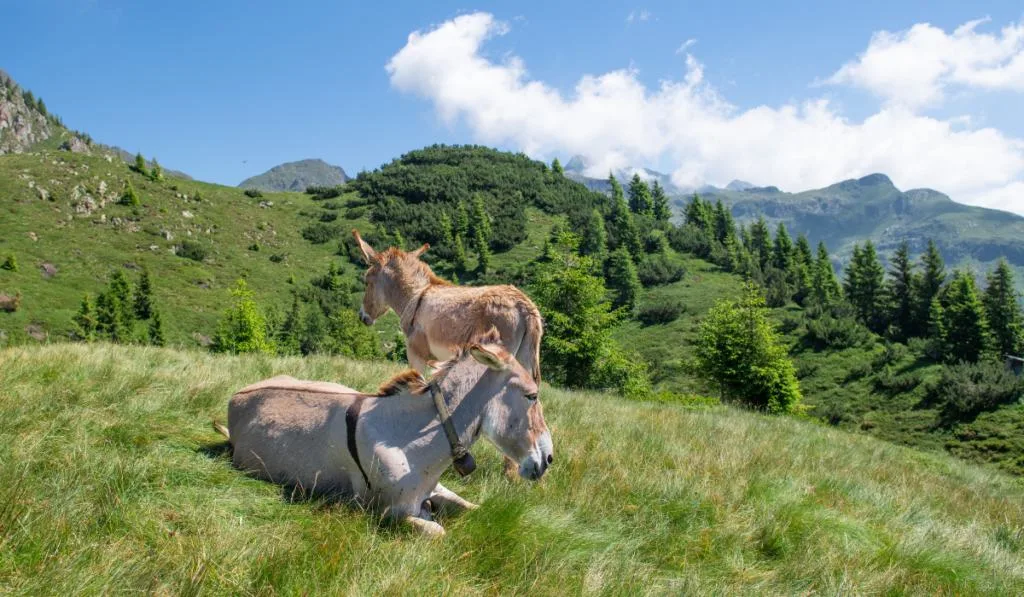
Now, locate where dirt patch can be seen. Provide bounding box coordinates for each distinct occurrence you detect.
[0,292,21,313]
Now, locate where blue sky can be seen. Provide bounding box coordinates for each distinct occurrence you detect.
[3,1,1023,212]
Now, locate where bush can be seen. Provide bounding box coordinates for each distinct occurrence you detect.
[248,243,260,252]
[844,361,873,382]
[211,279,275,354]
[306,185,344,200]
[778,316,802,335]
[637,300,685,325]
[803,304,873,350]
[931,361,1023,424]
[301,223,340,244]
[872,342,908,371]
[820,402,850,426]
[873,367,922,393]
[637,254,686,287]
[244,188,263,198]
[176,241,209,262]
[346,205,368,220]
[269,253,287,263]
[319,211,339,223]
[1,255,18,272]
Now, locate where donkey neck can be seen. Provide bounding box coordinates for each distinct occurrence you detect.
[388,270,434,321]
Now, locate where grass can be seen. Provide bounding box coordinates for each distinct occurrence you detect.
[2,343,1024,595]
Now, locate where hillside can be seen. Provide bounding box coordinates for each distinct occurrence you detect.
[2,344,1023,594]
[239,158,349,192]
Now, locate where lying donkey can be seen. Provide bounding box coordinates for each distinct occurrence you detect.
[352,229,544,476]
[215,329,553,537]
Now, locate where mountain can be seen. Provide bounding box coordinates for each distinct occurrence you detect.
[725,179,755,191]
[695,173,1024,280]
[239,158,348,192]
[562,154,682,194]
[0,70,58,154]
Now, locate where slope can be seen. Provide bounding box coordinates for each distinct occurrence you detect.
[1,343,1022,594]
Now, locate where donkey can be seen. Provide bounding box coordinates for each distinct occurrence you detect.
[215,330,553,537]
[352,229,544,476]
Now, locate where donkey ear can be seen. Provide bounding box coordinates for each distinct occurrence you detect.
[426,359,443,370]
[410,243,430,258]
[469,344,508,371]
[479,325,502,345]
[352,229,377,263]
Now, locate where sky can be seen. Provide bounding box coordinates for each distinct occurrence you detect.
[3,1,1023,213]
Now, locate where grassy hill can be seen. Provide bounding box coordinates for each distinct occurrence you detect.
[2,343,1023,594]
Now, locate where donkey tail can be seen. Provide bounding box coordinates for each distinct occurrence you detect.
[212,420,230,441]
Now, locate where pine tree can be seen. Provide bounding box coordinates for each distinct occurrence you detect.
[551,157,564,176]
[794,235,813,268]
[133,152,147,174]
[811,242,841,305]
[983,259,1023,357]
[713,200,736,245]
[276,293,303,355]
[772,223,793,272]
[120,180,141,207]
[605,248,641,314]
[133,269,154,319]
[627,174,653,215]
[886,241,917,341]
[607,176,642,260]
[749,217,771,269]
[469,194,491,273]
[579,208,607,263]
[941,271,990,363]
[651,181,671,223]
[107,270,136,336]
[148,309,166,347]
[150,158,164,182]
[914,239,946,336]
[95,292,125,343]
[844,241,887,333]
[684,194,714,233]
[212,279,276,354]
[73,294,97,342]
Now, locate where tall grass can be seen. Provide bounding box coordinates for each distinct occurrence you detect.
[1,343,1023,595]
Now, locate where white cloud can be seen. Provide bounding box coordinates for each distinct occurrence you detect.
[627,9,651,24]
[676,39,697,54]
[826,18,1024,108]
[386,13,1024,214]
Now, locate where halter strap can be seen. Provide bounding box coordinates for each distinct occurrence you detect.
[345,397,371,490]
[429,381,477,476]
[401,289,428,336]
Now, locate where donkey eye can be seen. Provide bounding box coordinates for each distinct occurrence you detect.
[525,392,538,402]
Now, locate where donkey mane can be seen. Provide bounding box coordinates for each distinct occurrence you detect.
[379,247,453,287]
[376,369,429,396]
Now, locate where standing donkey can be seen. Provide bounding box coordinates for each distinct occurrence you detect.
[352,229,544,477]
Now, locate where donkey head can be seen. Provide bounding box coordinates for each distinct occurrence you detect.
[458,328,553,481]
[352,229,429,325]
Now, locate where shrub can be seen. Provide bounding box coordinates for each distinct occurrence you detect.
[269,253,287,263]
[248,243,260,252]
[243,188,263,198]
[1,255,18,272]
[346,206,368,220]
[873,367,922,393]
[844,361,873,382]
[319,211,339,223]
[778,316,802,335]
[638,300,685,325]
[872,342,908,371]
[306,185,344,200]
[301,223,340,244]
[931,361,1023,424]
[803,304,873,350]
[820,402,850,426]
[211,279,275,354]
[637,254,686,287]
[176,241,208,262]
[120,180,141,207]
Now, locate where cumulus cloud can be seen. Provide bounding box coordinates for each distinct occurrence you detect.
[386,13,1024,214]
[826,18,1024,108]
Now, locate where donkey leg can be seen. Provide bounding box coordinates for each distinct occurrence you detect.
[403,515,445,537]
[429,483,479,514]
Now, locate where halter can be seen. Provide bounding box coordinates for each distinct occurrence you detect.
[400,289,427,336]
[344,380,477,493]
[429,381,477,476]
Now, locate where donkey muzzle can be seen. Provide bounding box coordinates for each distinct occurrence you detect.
[358,307,374,326]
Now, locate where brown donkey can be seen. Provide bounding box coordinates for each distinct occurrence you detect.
[352,229,544,476]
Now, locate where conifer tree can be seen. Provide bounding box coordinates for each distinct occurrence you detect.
[1,254,17,271]
[120,180,141,207]
[983,259,1023,357]
[684,194,714,233]
[133,269,154,320]
[606,248,641,314]
[713,200,736,244]
[148,309,166,347]
[276,293,303,355]
[212,279,276,354]
[551,157,564,176]
[844,241,887,332]
[469,194,492,273]
[95,292,125,343]
[108,270,136,334]
[73,294,98,342]
[607,175,642,260]
[579,208,608,263]
[915,239,946,335]
[627,174,653,215]
[794,235,813,268]
[941,271,990,363]
[651,180,671,223]
[150,158,164,182]
[886,241,917,341]
[811,242,841,305]
[772,222,794,272]
[133,152,147,174]
[749,217,772,269]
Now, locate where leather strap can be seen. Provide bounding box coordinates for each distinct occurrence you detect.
[429,381,476,476]
[345,397,371,490]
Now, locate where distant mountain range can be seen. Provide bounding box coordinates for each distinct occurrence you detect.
[238,159,348,192]
[562,154,1024,285]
